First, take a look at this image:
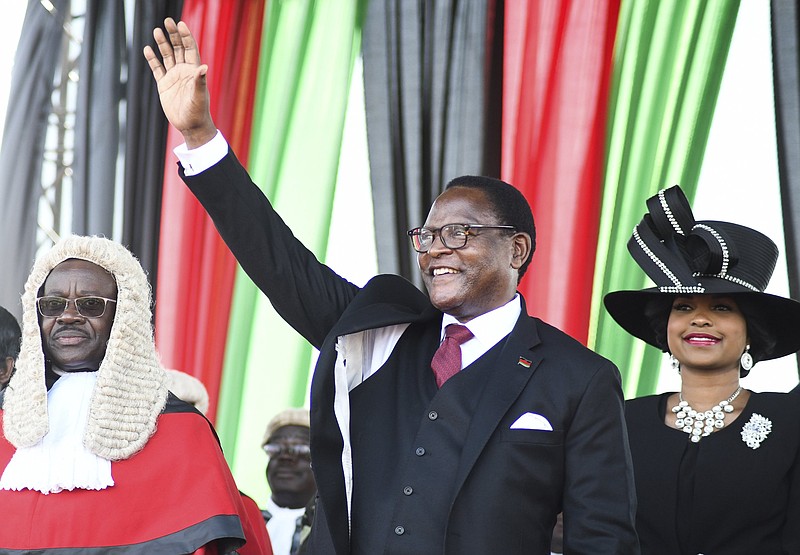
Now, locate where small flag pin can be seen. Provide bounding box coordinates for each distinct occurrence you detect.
[518,357,532,368]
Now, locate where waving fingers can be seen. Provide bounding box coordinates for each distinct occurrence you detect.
[176,21,202,66]
[143,44,165,80]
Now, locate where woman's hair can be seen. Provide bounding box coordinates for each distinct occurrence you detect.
[645,294,774,377]
[644,296,673,353]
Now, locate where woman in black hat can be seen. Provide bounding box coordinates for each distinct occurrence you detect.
[604,185,800,555]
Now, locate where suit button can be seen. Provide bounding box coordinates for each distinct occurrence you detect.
[428,410,438,420]
[403,486,413,495]
[395,526,405,535]
[415,447,425,456]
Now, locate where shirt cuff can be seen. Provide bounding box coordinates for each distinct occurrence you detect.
[173,131,229,176]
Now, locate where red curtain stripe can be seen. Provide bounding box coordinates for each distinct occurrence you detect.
[155,0,265,422]
[502,0,620,344]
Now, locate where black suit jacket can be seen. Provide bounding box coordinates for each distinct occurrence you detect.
[182,150,639,554]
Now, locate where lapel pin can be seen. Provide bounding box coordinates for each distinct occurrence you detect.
[517,357,532,368]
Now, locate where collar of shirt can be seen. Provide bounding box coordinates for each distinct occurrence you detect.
[265,497,306,555]
[440,294,521,369]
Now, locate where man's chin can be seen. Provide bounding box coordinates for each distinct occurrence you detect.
[428,294,460,315]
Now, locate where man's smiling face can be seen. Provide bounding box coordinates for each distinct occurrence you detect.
[418,187,523,323]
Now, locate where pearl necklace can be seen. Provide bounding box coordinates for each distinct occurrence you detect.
[671,386,742,443]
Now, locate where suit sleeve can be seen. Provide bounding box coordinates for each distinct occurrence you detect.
[180,149,360,348]
[562,360,640,554]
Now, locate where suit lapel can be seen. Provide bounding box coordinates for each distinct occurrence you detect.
[452,311,543,495]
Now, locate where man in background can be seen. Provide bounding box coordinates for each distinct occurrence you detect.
[261,408,317,555]
[166,367,275,555]
[0,305,20,390]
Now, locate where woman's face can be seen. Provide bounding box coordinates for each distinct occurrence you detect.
[667,294,748,374]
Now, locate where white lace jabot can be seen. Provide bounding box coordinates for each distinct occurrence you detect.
[0,371,114,494]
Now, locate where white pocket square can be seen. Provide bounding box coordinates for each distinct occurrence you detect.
[510,412,553,431]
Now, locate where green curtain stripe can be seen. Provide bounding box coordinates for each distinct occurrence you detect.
[590,0,740,397]
[216,276,259,458]
[215,0,368,507]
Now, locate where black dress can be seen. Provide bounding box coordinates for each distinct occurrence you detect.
[625,392,800,554]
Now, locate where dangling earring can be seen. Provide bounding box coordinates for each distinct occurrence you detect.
[670,354,680,374]
[740,344,753,372]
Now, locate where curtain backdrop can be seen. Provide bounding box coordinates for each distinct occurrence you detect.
[501,0,620,344]
[4,0,784,507]
[0,0,69,319]
[361,0,502,284]
[215,0,368,503]
[71,0,124,237]
[771,0,800,378]
[122,0,185,291]
[590,0,741,396]
[154,0,265,423]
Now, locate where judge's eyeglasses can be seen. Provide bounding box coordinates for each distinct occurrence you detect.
[36,296,117,318]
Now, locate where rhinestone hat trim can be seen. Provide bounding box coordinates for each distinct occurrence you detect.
[690,223,759,291]
[693,223,729,275]
[659,189,685,235]
[658,285,706,293]
[637,219,760,294]
[691,272,760,292]
[632,226,690,290]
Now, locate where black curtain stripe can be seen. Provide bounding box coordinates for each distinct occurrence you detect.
[362,0,501,285]
[122,0,184,302]
[72,0,125,237]
[0,0,69,319]
[770,0,800,377]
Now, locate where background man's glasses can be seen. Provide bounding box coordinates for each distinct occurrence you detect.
[407,223,516,253]
[36,296,117,318]
[264,443,311,459]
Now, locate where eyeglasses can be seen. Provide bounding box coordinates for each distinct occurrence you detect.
[36,296,117,318]
[407,223,516,253]
[263,443,311,459]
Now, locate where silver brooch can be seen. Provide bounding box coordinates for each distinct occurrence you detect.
[740,413,772,449]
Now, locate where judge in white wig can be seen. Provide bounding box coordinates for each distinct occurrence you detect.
[166,368,211,416]
[4,235,167,460]
[0,235,269,554]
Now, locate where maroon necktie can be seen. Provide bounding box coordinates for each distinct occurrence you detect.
[431,324,474,388]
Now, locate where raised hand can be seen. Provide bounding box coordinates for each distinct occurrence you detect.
[144,18,217,148]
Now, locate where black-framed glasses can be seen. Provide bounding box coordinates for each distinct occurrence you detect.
[263,443,311,459]
[407,223,516,253]
[36,296,117,318]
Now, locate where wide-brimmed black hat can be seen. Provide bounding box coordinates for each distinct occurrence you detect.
[604,185,800,362]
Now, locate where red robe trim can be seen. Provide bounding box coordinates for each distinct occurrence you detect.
[0,401,266,554]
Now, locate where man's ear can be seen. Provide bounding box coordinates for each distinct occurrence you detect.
[510,232,532,270]
[0,356,14,387]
